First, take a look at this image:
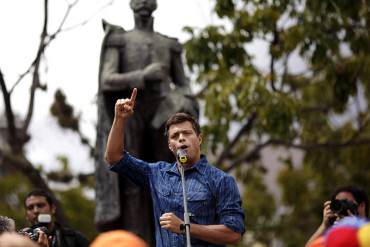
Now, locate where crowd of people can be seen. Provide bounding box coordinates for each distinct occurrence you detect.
[0,185,368,246]
[0,189,148,247]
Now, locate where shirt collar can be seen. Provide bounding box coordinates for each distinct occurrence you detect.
[163,154,208,175]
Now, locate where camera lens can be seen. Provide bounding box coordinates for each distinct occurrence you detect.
[330,199,343,213]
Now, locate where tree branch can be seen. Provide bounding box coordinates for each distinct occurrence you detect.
[61,0,114,32]
[0,69,18,152]
[23,0,49,132]
[270,27,279,92]
[224,136,370,173]
[269,138,370,150]
[55,0,79,34]
[215,111,257,166]
[225,140,271,172]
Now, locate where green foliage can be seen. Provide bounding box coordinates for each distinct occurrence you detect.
[237,164,276,246]
[0,164,96,241]
[0,173,33,230]
[50,89,79,131]
[57,188,97,241]
[184,0,370,245]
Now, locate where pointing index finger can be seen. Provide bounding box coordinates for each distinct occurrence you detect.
[130,88,137,104]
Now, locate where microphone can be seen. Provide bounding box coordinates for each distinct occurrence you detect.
[176,149,188,164]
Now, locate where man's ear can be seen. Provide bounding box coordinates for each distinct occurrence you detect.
[198,134,203,145]
[168,142,174,152]
[51,204,56,215]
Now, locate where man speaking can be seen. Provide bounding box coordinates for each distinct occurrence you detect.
[105,88,245,246]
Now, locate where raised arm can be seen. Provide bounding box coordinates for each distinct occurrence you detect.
[100,48,145,92]
[305,201,333,247]
[105,88,137,164]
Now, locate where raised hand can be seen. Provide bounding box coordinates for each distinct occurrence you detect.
[37,231,50,247]
[322,201,335,227]
[115,88,137,120]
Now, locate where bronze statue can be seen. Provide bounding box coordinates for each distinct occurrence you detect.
[94,0,198,245]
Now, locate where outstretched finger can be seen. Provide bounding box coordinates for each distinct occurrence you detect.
[130,88,137,105]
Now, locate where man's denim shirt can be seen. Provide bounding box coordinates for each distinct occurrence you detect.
[110,152,245,247]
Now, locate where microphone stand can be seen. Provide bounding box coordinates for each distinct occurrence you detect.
[178,162,192,247]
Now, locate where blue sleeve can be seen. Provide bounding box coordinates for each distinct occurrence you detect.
[216,175,245,234]
[109,151,151,188]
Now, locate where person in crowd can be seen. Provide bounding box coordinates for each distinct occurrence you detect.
[0,232,39,247]
[22,189,89,247]
[305,185,369,246]
[90,230,148,247]
[0,215,16,234]
[105,88,245,246]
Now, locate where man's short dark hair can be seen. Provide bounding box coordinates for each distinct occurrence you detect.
[331,185,369,218]
[165,112,200,137]
[24,189,55,207]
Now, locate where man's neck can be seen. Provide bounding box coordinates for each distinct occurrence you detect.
[134,15,154,32]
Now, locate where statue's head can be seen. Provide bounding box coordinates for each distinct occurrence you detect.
[130,0,157,17]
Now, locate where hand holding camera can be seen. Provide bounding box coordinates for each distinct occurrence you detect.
[18,214,51,247]
[327,199,358,226]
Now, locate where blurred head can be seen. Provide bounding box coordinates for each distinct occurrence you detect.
[24,190,56,225]
[0,232,38,247]
[130,0,157,17]
[331,186,369,218]
[0,216,15,234]
[91,230,148,247]
[166,113,202,165]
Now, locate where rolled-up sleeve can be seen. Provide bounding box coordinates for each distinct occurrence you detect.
[216,176,245,234]
[109,151,151,188]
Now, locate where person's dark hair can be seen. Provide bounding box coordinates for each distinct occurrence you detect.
[331,185,369,218]
[0,216,15,233]
[165,112,200,137]
[24,189,55,207]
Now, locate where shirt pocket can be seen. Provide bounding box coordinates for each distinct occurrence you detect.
[157,188,180,213]
[187,191,213,218]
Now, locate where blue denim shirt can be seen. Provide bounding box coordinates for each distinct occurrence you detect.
[110,152,245,247]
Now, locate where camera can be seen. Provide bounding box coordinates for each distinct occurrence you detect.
[330,199,359,216]
[19,226,48,241]
[19,214,51,241]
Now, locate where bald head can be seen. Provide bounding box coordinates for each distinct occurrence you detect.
[91,230,148,247]
[0,233,38,247]
[0,216,15,233]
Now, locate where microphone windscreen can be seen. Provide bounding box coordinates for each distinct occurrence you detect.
[176,149,187,164]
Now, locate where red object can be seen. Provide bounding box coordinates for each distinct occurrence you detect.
[326,227,359,247]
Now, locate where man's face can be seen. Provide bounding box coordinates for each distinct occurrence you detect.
[25,196,55,225]
[168,121,202,165]
[130,0,157,16]
[335,191,366,217]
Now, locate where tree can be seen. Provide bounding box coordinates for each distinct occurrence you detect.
[184,0,370,245]
[0,0,110,239]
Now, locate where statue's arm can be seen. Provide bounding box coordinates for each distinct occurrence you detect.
[170,42,191,94]
[101,47,145,92]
